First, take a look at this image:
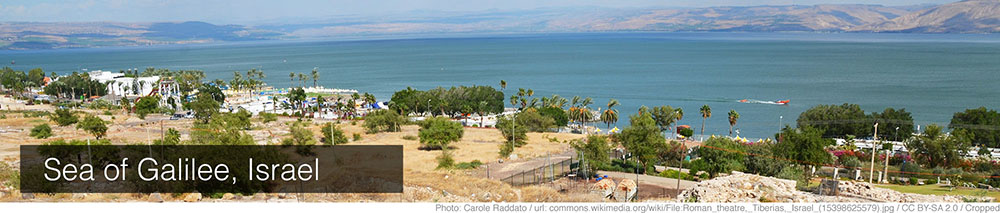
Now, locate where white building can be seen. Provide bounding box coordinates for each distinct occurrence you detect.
[88,70,180,109]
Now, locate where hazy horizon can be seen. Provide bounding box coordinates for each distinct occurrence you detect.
[1,0,959,24]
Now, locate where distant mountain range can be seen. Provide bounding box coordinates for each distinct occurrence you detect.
[3,0,999,50]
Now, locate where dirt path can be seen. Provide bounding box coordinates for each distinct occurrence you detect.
[485,151,575,180]
[597,171,698,190]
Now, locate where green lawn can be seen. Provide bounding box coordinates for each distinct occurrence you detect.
[876,184,1000,201]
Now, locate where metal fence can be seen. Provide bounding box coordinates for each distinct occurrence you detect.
[501,155,576,186]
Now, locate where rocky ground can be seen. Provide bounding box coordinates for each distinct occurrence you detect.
[676,172,995,203]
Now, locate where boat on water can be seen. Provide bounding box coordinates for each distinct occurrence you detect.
[739,99,789,105]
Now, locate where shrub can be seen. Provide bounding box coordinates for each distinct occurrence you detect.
[418,117,464,150]
[321,123,349,145]
[50,108,78,126]
[363,110,404,133]
[352,133,362,141]
[909,177,919,185]
[679,127,694,138]
[103,110,113,116]
[30,124,52,139]
[659,169,693,181]
[134,96,160,119]
[282,121,317,155]
[401,135,418,140]
[259,112,278,123]
[743,142,784,176]
[699,136,745,178]
[777,166,808,190]
[900,162,922,177]
[76,115,108,139]
[925,178,938,185]
[436,151,455,169]
[455,160,483,169]
[496,115,528,148]
[0,162,19,189]
[837,155,862,169]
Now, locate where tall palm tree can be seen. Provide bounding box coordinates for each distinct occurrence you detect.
[499,80,506,91]
[600,99,619,128]
[728,109,740,136]
[311,67,319,88]
[297,73,306,87]
[673,107,684,138]
[699,105,711,137]
[288,72,295,87]
[509,95,518,108]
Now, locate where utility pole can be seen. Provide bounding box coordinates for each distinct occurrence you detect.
[677,148,685,197]
[778,116,783,142]
[869,123,878,184]
[883,142,891,183]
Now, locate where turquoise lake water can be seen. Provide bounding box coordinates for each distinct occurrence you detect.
[3,32,999,139]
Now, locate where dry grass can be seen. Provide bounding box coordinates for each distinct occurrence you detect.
[0,100,595,202]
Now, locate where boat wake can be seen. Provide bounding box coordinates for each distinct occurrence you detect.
[739,99,789,105]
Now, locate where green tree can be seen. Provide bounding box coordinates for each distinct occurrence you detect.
[571,135,611,176]
[949,107,1000,148]
[321,123,349,145]
[418,117,464,150]
[311,67,319,88]
[743,142,785,176]
[600,99,620,128]
[30,124,52,139]
[517,110,556,132]
[189,113,256,145]
[650,105,677,134]
[283,121,317,146]
[698,136,745,178]
[728,110,740,136]
[774,126,834,168]
[871,108,915,141]
[288,87,307,117]
[190,92,220,124]
[797,103,870,138]
[618,111,667,172]
[50,108,78,126]
[362,110,404,133]
[907,124,973,168]
[120,97,132,113]
[283,121,317,155]
[538,106,569,127]
[134,96,160,119]
[699,105,712,137]
[27,68,45,87]
[76,115,108,140]
[154,128,181,145]
[497,114,528,157]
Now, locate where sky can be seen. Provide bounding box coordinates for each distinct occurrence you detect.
[0,0,959,24]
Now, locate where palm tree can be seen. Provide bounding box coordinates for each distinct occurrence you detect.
[600,99,619,128]
[311,67,319,88]
[297,73,306,88]
[699,105,711,138]
[509,95,518,109]
[499,80,506,91]
[728,109,740,136]
[288,72,295,87]
[477,101,488,127]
